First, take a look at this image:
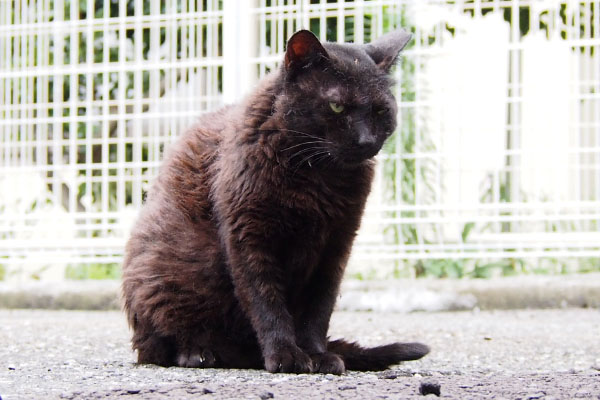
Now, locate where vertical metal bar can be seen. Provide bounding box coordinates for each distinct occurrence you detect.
[354,0,364,44]
[28,0,36,169]
[0,1,5,168]
[149,0,159,172]
[117,0,126,214]
[277,0,284,54]
[85,0,94,237]
[394,0,406,267]
[258,0,266,78]
[53,0,65,215]
[101,0,110,237]
[169,0,177,141]
[132,0,143,210]
[13,0,19,168]
[319,0,325,41]
[69,0,79,214]
[337,0,344,42]
[301,0,309,30]
[413,0,423,255]
[223,0,259,104]
[594,0,600,205]
[510,0,521,240]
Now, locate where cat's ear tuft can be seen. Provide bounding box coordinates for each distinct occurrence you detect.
[364,29,412,72]
[284,30,329,71]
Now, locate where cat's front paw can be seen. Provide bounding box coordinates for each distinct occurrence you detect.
[311,352,345,375]
[176,348,216,368]
[265,345,313,374]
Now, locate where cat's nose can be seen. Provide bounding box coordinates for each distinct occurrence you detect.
[356,121,376,147]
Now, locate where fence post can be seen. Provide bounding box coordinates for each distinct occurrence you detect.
[222,0,259,104]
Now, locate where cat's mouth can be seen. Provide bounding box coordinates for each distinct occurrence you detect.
[337,145,382,165]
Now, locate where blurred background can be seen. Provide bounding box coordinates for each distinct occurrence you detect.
[1,0,599,283]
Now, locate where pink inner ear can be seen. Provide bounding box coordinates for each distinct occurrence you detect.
[377,55,394,70]
[285,30,327,69]
[292,40,310,58]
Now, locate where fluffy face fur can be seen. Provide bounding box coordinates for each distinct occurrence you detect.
[279,43,398,165]
[122,29,429,374]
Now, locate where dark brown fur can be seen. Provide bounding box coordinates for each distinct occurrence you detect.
[122,29,429,374]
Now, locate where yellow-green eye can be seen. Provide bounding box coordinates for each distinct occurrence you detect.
[377,108,386,115]
[329,102,345,113]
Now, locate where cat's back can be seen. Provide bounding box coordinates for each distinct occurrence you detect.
[165,105,238,176]
[124,105,240,265]
[148,104,241,206]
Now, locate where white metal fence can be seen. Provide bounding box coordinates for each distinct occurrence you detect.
[1,0,599,280]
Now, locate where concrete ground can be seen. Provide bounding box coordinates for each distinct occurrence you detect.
[1,308,599,399]
[2,273,600,312]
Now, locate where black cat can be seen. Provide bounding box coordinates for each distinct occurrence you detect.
[122,29,429,374]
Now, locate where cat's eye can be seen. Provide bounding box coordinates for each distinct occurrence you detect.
[329,102,345,113]
[377,108,387,115]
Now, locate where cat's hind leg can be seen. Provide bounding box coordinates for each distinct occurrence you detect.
[173,330,218,368]
[132,327,177,367]
[133,328,217,368]
[175,331,264,369]
[176,348,217,368]
[133,325,218,368]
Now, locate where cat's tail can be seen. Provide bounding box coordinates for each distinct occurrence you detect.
[327,339,430,371]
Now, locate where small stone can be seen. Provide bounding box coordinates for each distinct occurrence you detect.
[381,370,413,379]
[259,391,274,400]
[526,392,546,400]
[127,389,141,394]
[338,385,356,390]
[7,366,15,370]
[419,381,441,397]
[379,371,398,379]
[188,388,212,395]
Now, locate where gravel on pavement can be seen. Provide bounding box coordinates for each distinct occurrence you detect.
[1,308,599,399]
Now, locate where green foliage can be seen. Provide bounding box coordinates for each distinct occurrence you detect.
[413,256,600,280]
[379,24,440,278]
[65,263,121,280]
[40,0,178,243]
[0,264,5,281]
[461,222,476,243]
[470,260,520,279]
[578,257,600,273]
[415,259,464,279]
[18,1,596,281]
[349,270,379,281]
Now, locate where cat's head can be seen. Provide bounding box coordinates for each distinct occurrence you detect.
[277,29,411,167]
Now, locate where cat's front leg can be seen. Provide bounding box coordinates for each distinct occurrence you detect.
[263,341,313,374]
[294,225,359,374]
[224,229,313,373]
[295,265,346,374]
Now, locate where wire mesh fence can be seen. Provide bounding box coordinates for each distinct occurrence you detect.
[1,0,599,280]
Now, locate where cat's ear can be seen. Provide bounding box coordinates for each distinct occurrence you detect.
[284,30,329,71]
[364,29,412,72]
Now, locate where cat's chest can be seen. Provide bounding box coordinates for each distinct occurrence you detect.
[279,168,370,221]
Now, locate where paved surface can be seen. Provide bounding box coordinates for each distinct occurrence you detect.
[1,309,599,399]
[2,273,600,312]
